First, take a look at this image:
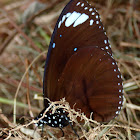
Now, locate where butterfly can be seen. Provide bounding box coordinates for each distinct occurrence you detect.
[35,0,123,129]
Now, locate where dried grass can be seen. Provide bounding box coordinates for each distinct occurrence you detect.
[0,0,140,139]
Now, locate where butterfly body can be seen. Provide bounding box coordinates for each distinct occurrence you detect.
[35,108,69,128]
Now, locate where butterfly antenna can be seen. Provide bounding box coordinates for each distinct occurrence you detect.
[69,121,79,138]
[59,127,64,137]
[65,116,79,138]
[41,124,44,137]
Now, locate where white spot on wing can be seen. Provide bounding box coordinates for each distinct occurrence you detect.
[118,106,121,109]
[61,15,66,23]
[66,12,71,18]
[84,7,88,10]
[74,48,77,51]
[96,15,99,19]
[104,40,107,44]
[117,75,120,78]
[58,21,62,28]
[73,13,89,27]
[52,43,55,48]
[116,111,119,114]
[65,11,81,27]
[105,46,108,49]
[96,21,99,24]
[112,62,115,65]
[92,12,95,15]
[81,3,84,7]
[119,101,122,104]
[76,2,80,6]
[90,19,94,25]
[89,8,93,11]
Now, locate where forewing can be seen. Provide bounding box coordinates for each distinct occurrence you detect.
[43,0,112,105]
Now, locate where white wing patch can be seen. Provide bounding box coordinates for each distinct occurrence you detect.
[90,19,94,25]
[58,21,62,28]
[61,15,66,23]
[58,11,89,28]
[66,12,71,18]
[65,11,81,27]
[57,1,102,29]
[73,13,89,27]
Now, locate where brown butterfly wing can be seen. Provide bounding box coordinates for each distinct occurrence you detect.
[56,46,123,122]
[43,0,112,106]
